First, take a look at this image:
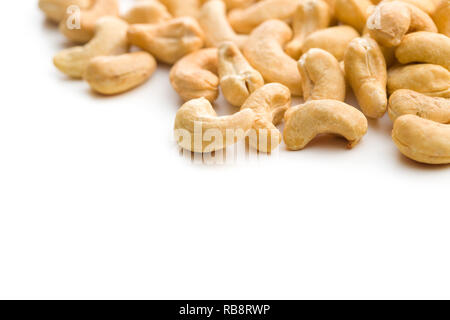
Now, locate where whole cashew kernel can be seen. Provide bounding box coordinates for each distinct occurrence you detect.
[54,16,128,78]
[433,0,450,37]
[366,1,438,47]
[174,98,257,153]
[335,0,374,33]
[127,17,205,64]
[123,0,172,25]
[39,0,91,23]
[243,20,303,96]
[228,0,298,34]
[302,25,360,61]
[392,115,450,164]
[285,0,332,60]
[159,0,200,18]
[218,42,264,107]
[344,37,388,118]
[395,32,450,71]
[59,0,120,44]
[283,100,368,150]
[240,83,291,152]
[83,52,157,95]
[198,0,248,49]
[388,89,450,123]
[298,48,346,102]
[170,48,219,102]
[387,64,450,98]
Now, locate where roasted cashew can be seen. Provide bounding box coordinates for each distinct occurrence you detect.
[344,37,388,118]
[218,42,264,107]
[198,0,248,49]
[396,32,450,71]
[170,48,219,102]
[174,98,257,153]
[366,1,438,47]
[59,0,120,44]
[283,100,368,150]
[39,0,91,23]
[335,0,374,33]
[392,115,450,164]
[159,0,200,17]
[302,25,360,61]
[228,0,298,34]
[285,0,332,60]
[127,17,204,64]
[54,16,128,78]
[388,89,450,123]
[241,83,291,152]
[433,0,450,37]
[298,48,346,102]
[123,0,172,24]
[387,64,450,98]
[83,52,157,95]
[243,20,303,96]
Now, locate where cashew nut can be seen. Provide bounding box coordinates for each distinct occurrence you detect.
[241,83,291,152]
[387,64,450,98]
[223,0,257,10]
[298,48,346,102]
[335,0,374,33]
[174,98,257,153]
[366,1,438,47]
[228,0,298,34]
[243,20,303,96]
[433,0,450,37]
[159,0,200,18]
[283,100,368,150]
[59,0,120,44]
[122,0,172,25]
[218,42,264,107]
[392,115,450,164]
[39,0,91,23]
[54,16,128,78]
[302,25,360,61]
[285,0,332,60]
[170,48,219,102]
[83,52,157,95]
[382,0,439,15]
[198,0,248,49]
[395,32,450,71]
[344,37,388,119]
[127,17,205,64]
[388,89,450,123]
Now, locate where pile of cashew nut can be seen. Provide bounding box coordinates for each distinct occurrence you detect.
[39,0,450,164]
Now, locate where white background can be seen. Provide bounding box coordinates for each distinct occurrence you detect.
[0,1,449,299]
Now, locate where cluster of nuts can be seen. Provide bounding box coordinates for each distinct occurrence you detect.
[39,0,450,164]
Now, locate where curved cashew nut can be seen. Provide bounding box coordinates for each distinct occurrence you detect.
[387,64,450,98]
[301,26,360,61]
[83,52,157,95]
[39,0,91,23]
[298,48,346,102]
[243,20,303,96]
[170,48,219,102]
[59,0,120,44]
[198,0,248,49]
[159,0,200,18]
[127,17,205,64]
[382,0,440,15]
[228,0,299,34]
[122,0,172,25]
[395,32,450,71]
[174,98,257,153]
[433,0,450,37]
[366,1,438,47]
[335,0,374,33]
[218,42,264,107]
[283,100,368,150]
[285,0,331,60]
[392,115,450,164]
[224,0,257,10]
[54,16,128,78]
[388,89,450,123]
[344,37,387,119]
[241,83,291,153]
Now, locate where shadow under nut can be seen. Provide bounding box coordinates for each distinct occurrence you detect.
[392,115,450,164]
[170,49,219,103]
[283,100,368,150]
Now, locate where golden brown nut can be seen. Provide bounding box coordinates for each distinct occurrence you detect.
[433,0,450,37]
[335,0,373,33]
